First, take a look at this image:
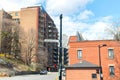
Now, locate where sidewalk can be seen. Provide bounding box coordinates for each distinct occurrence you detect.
[55,76,65,80]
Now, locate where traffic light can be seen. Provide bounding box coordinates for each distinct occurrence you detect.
[53,48,58,65]
[64,48,68,65]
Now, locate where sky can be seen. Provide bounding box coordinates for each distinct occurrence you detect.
[0,0,120,40]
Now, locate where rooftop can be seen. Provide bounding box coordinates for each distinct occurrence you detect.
[66,60,99,68]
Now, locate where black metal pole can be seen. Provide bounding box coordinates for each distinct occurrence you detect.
[59,14,63,80]
[98,45,103,80]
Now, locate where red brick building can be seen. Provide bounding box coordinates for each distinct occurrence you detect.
[66,36,120,80]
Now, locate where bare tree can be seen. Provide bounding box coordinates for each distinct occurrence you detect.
[0,18,21,58]
[11,22,20,59]
[19,28,36,65]
[106,21,120,40]
[0,10,21,59]
[37,48,48,69]
[1,18,13,57]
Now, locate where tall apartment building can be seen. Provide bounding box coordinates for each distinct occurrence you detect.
[8,6,58,67]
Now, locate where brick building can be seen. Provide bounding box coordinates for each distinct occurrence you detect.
[66,36,120,80]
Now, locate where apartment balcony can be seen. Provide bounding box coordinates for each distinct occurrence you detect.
[39,19,44,23]
[38,27,44,32]
[38,44,44,48]
[48,21,53,25]
[48,29,52,32]
[40,14,44,18]
[39,24,44,27]
[53,30,58,34]
[38,39,43,42]
[38,34,44,38]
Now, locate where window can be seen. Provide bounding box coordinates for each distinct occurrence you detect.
[92,74,97,78]
[15,12,18,16]
[109,66,115,76]
[108,49,114,59]
[77,50,82,59]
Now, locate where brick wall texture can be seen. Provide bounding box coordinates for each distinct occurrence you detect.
[66,36,120,80]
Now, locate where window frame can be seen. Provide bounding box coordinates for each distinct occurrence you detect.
[77,50,82,59]
[108,48,114,59]
[15,12,18,16]
[109,66,115,76]
[92,73,97,79]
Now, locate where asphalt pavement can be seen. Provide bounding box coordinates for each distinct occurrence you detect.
[0,72,58,80]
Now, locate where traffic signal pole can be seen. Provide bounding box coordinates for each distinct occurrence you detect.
[59,14,63,80]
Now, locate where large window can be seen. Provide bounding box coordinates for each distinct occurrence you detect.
[77,50,82,59]
[15,12,18,16]
[108,49,114,59]
[109,66,115,76]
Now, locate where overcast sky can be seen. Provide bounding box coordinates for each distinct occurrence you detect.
[0,0,120,40]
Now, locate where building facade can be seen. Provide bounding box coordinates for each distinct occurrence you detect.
[10,6,58,67]
[0,6,58,68]
[66,36,120,80]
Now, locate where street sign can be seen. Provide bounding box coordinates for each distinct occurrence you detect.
[44,39,59,43]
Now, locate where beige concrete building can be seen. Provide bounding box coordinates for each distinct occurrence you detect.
[8,11,20,23]
[8,6,58,67]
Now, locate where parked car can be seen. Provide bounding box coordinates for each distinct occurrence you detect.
[40,69,47,75]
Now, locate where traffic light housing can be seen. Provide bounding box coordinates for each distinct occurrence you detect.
[53,48,58,65]
[64,48,68,65]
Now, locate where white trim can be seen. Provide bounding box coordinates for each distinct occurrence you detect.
[108,64,115,66]
[77,48,82,50]
[108,47,114,49]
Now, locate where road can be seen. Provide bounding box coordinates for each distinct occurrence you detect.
[0,72,58,80]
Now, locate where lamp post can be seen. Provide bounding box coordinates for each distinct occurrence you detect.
[98,44,107,80]
[59,14,63,80]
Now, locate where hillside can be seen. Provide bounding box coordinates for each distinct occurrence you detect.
[0,57,34,77]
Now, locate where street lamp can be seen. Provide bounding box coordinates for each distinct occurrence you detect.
[59,14,63,80]
[98,44,107,80]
